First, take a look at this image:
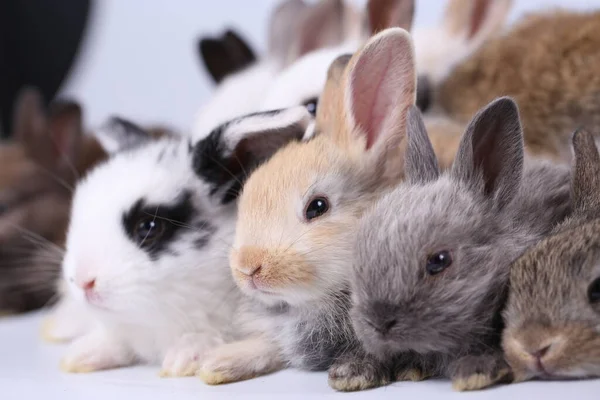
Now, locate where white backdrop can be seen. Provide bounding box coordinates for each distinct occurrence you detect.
[60,0,600,132]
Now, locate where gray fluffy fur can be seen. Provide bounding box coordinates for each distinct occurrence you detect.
[350,98,572,385]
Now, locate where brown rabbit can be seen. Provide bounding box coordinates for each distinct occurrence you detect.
[503,129,600,381]
[437,10,600,162]
[0,87,106,313]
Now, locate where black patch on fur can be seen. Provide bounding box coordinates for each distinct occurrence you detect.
[192,109,290,205]
[121,191,195,260]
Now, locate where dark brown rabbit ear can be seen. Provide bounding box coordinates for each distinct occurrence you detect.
[367,0,415,33]
[452,97,523,210]
[13,87,83,172]
[198,30,256,84]
[405,105,439,184]
[572,128,600,215]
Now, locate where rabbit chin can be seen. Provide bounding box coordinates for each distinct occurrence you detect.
[235,275,326,307]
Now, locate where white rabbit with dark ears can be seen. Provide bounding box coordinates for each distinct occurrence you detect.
[349,98,572,391]
[58,107,311,377]
[193,0,358,137]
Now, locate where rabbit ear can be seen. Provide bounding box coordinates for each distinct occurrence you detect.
[268,0,308,61]
[95,116,153,154]
[343,28,415,170]
[287,0,347,63]
[367,0,415,33]
[315,54,352,138]
[443,0,512,44]
[193,107,311,204]
[198,30,256,84]
[452,97,523,209]
[13,87,84,173]
[572,128,600,215]
[405,106,440,184]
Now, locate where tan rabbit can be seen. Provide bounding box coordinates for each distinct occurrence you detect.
[502,129,600,382]
[437,10,600,162]
[197,28,417,391]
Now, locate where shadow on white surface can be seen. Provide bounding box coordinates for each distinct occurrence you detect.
[1,312,599,399]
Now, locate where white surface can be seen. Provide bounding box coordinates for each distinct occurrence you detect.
[1,312,599,399]
[59,0,600,132]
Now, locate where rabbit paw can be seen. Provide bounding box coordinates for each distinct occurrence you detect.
[60,330,133,373]
[159,333,223,377]
[197,337,283,385]
[40,297,91,343]
[395,367,431,382]
[450,353,513,391]
[328,356,391,392]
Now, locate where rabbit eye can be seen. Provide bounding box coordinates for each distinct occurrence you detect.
[302,97,318,116]
[305,197,329,221]
[588,278,600,303]
[134,216,166,247]
[426,250,453,275]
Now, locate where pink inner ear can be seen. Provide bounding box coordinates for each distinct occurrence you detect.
[468,0,489,39]
[350,38,411,150]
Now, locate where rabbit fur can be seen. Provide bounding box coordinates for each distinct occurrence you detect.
[349,97,572,392]
[503,129,600,381]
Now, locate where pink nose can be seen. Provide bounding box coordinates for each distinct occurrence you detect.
[79,279,96,294]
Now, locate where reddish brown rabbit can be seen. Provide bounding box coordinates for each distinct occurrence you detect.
[437,10,600,162]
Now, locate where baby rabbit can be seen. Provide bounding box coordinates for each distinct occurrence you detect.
[437,10,600,161]
[58,107,311,376]
[261,0,512,116]
[193,0,359,136]
[350,97,572,391]
[197,28,417,391]
[0,87,107,314]
[503,129,600,381]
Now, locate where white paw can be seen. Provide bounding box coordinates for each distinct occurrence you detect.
[41,296,92,343]
[198,346,245,385]
[160,333,222,377]
[60,330,133,373]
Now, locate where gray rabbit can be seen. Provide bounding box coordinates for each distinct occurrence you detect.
[348,97,573,391]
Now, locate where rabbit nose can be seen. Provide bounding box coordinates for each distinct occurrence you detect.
[531,344,551,360]
[366,318,397,336]
[79,279,96,293]
[239,264,262,277]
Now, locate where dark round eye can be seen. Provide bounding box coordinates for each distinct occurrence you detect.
[588,278,600,303]
[134,216,165,246]
[305,197,329,221]
[426,250,453,275]
[303,97,318,116]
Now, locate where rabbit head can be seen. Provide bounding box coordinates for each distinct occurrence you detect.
[0,87,106,313]
[62,108,310,327]
[350,97,550,361]
[260,0,414,115]
[230,28,416,308]
[193,0,356,137]
[503,129,600,381]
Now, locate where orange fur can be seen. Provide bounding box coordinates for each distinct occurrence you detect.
[438,10,600,161]
[232,29,417,306]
